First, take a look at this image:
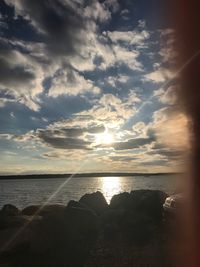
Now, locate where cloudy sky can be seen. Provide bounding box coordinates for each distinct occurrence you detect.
[0,0,188,174]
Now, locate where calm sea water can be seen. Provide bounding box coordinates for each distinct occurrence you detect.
[0,175,179,208]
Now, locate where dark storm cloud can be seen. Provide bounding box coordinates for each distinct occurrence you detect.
[109,155,140,161]
[37,129,92,150]
[148,148,181,159]
[60,128,86,137]
[0,37,42,110]
[0,39,35,88]
[0,58,35,87]
[5,0,111,57]
[148,141,182,160]
[142,159,168,166]
[87,125,105,134]
[20,0,88,56]
[35,124,105,149]
[57,125,105,137]
[110,137,155,150]
[42,136,91,150]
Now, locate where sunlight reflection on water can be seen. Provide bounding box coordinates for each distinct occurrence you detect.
[101,176,122,202]
[0,175,178,208]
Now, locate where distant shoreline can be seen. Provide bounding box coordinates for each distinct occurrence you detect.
[0,172,178,180]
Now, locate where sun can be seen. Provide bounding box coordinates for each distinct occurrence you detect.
[95,131,114,145]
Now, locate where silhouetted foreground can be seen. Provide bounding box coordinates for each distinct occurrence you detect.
[0,190,176,267]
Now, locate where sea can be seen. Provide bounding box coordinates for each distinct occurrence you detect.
[0,175,180,208]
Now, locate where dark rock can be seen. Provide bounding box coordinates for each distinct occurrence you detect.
[108,190,167,245]
[28,206,98,267]
[0,227,32,253]
[0,204,20,217]
[22,204,65,216]
[67,200,87,209]
[0,215,30,230]
[67,200,96,216]
[110,192,130,210]
[101,208,124,225]
[110,190,167,223]
[21,205,39,216]
[64,207,99,244]
[0,206,98,267]
[129,190,168,223]
[0,190,168,266]
[120,212,155,245]
[0,204,32,230]
[79,191,108,215]
[101,208,124,240]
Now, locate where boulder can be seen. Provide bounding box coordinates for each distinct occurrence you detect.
[129,190,168,223]
[120,212,155,245]
[79,191,108,215]
[22,204,65,216]
[110,192,130,210]
[107,190,168,244]
[101,208,124,241]
[67,200,87,209]
[0,215,32,230]
[0,204,20,217]
[28,206,98,267]
[0,204,37,230]
[110,190,167,223]
[21,205,39,216]
[0,205,99,267]
[64,206,99,244]
[0,227,32,253]
[0,225,35,267]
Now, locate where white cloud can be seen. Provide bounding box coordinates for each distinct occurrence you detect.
[105,30,150,45]
[48,68,101,97]
[144,68,174,83]
[106,74,130,87]
[78,92,140,128]
[154,86,177,105]
[0,4,149,112]
[97,43,142,70]
[117,75,130,83]
[132,121,146,135]
[99,93,121,106]
[84,1,111,22]
[159,31,176,63]
[0,38,45,110]
[127,90,141,105]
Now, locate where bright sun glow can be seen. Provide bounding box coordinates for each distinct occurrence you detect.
[95,131,114,145]
[101,176,121,203]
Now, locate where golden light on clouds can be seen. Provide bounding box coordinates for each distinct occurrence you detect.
[155,112,190,150]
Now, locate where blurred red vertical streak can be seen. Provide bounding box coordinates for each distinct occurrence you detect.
[174,0,200,266]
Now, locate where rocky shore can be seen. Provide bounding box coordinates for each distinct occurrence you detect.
[0,190,174,267]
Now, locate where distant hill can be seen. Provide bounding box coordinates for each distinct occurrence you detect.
[0,172,178,180]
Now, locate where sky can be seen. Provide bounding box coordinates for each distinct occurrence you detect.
[0,0,188,174]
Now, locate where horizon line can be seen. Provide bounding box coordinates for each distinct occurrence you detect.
[0,171,180,179]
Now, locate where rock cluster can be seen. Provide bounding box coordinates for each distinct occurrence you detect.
[0,190,167,267]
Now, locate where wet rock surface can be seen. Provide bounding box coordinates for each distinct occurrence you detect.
[0,190,173,267]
